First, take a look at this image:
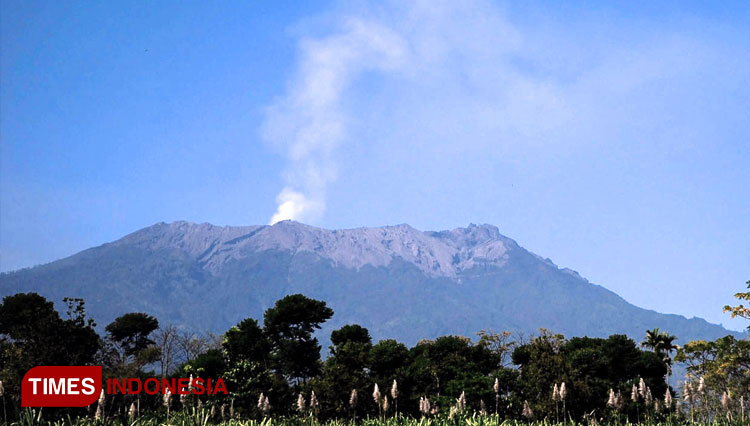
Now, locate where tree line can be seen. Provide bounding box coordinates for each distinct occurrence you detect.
[0,283,748,423]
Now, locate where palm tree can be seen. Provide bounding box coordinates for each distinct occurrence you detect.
[642,328,662,353]
[641,328,679,386]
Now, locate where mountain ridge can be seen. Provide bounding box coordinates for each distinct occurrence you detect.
[0,220,743,348]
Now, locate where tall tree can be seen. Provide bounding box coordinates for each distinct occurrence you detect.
[153,325,180,376]
[105,313,159,357]
[223,318,270,366]
[263,294,333,384]
[0,293,100,417]
[315,324,373,418]
[104,312,159,373]
[641,328,679,386]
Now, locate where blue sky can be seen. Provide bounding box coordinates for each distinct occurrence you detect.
[1,0,748,332]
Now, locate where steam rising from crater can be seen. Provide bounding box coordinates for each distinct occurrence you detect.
[263,18,407,224]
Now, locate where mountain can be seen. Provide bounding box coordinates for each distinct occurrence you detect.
[0,220,742,348]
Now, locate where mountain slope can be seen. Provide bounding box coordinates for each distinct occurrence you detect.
[0,220,741,347]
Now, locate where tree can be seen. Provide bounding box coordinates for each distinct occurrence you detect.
[477,330,517,367]
[513,331,666,421]
[105,313,159,357]
[407,335,501,415]
[0,293,100,367]
[512,330,568,418]
[263,294,333,384]
[104,313,159,374]
[154,325,180,376]
[676,336,750,412]
[723,279,750,331]
[314,325,373,418]
[223,318,270,366]
[177,331,213,362]
[641,328,679,386]
[0,293,100,420]
[369,339,409,386]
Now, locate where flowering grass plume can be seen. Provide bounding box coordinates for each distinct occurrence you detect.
[373,384,381,404]
[456,391,466,412]
[607,389,616,408]
[297,393,306,414]
[559,382,567,401]
[310,391,319,414]
[638,378,647,400]
[419,396,431,416]
[163,388,171,414]
[349,389,358,409]
[683,381,694,405]
[258,394,270,414]
[95,389,105,420]
[522,400,533,418]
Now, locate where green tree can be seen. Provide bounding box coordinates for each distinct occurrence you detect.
[676,335,750,413]
[263,294,333,384]
[369,339,409,386]
[0,293,100,420]
[641,328,679,386]
[105,313,159,357]
[223,318,270,366]
[314,324,373,418]
[104,312,159,373]
[407,335,501,415]
[513,331,666,421]
[723,279,750,331]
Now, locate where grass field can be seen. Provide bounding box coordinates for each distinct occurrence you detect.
[7,408,748,426]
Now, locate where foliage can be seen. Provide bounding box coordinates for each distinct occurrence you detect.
[512,332,668,421]
[105,313,160,357]
[2,291,749,424]
[7,407,750,426]
[264,294,334,384]
[0,292,99,417]
[223,318,270,366]
[723,280,750,331]
[675,335,750,402]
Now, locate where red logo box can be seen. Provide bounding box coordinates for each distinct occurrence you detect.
[22,366,102,407]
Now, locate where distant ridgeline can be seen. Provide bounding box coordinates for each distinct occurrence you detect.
[0,220,743,349]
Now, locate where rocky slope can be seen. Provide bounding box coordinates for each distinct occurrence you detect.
[0,220,742,348]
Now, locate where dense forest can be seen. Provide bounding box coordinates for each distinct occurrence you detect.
[0,284,748,425]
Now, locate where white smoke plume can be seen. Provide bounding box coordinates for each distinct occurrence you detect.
[262,0,720,227]
[264,17,407,224]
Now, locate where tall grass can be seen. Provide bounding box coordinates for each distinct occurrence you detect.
[8,408,749,426]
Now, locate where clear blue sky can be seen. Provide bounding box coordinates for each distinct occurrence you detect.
[2,1,748,332]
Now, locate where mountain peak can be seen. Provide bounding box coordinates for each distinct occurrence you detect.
[1,220,741,348]
[108,221,514,277]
